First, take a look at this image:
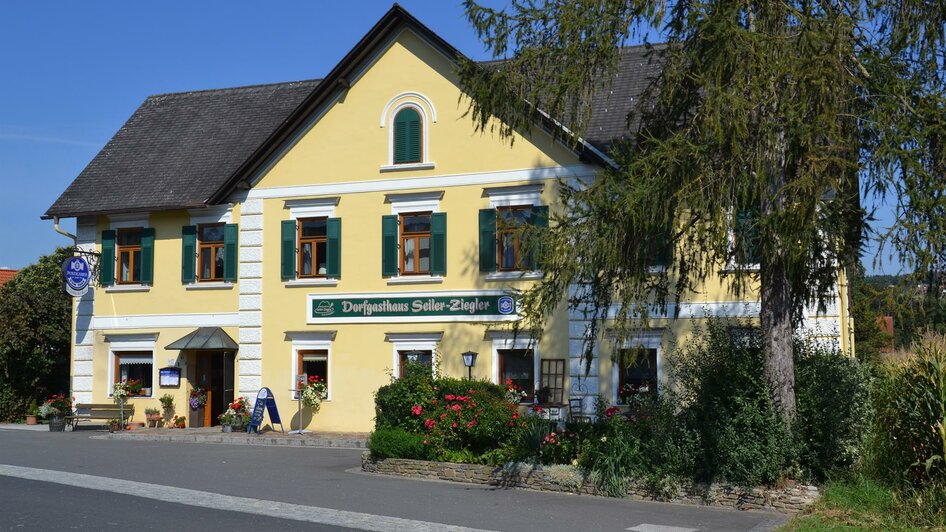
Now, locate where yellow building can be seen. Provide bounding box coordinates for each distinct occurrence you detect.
[45,6,853,432]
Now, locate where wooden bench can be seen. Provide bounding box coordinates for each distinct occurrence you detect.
[66,403,135,430]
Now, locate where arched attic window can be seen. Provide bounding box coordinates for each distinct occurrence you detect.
[393,107,422,164]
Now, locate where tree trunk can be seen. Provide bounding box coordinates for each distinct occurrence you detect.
[760,257,796,426]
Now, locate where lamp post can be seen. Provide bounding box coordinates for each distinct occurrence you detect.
[461,351,477,380]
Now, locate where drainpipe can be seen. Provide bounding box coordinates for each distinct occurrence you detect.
[53,216,77,246]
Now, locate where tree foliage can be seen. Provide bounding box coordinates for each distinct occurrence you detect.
[458,0,946,423]
[0,248,72,421]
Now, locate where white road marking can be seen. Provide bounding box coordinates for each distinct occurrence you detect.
[627,525,698,532]
[0,463,497,532]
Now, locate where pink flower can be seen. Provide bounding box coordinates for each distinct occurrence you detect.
[605,406,622,418]
[445,394,455,401]
[451,404,461,411]
[452,422,458,428]
[411,405,423,416]
[467,421,475,428]
[424,418,435,429]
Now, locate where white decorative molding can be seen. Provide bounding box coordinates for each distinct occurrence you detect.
[384,332,444,343]
[386,191,442,215]
[238,196,264,403]
[380,162,436,173]
[288,331,335,401]
[284,197,339,220]
[93,313,239,330]
[380,91,438,126]
[484,184,544,208]
[188,205,233,225]
[104,333,159,348]
[185,282,234,291]
[490,333,540,401]
[385,101,432,168]
[387,332,442,378]
[611,329,665,405]
[247,165,600,201]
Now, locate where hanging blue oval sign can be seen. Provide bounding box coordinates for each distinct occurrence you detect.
[62,257,91,296]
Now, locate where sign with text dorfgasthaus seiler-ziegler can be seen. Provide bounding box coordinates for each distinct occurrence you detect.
[306,291,518,324]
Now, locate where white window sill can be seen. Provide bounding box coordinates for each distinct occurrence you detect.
[485,271,544,281]
[185,282,234,291]
[386,275,444,285]
[379,162,436,172]
[721,263,761,273]
[286,278,339,287]
[105,285,151,293]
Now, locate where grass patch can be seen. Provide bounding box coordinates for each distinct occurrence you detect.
[781,480,938,531]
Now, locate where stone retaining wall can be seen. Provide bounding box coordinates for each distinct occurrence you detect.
[361,453,818,514]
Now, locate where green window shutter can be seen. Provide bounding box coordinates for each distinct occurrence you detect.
[530,205,548,269]
[430,212,447,276]
[281,220,297,281]
[735,210,760,264]
[326,218,341,279]
[393,108,421,164]
[140,228,155,285]
[223,224,238,282]
[382,215,399,277]
[100,230,116,285]
[479,209,497,273]
[181,225,197,284]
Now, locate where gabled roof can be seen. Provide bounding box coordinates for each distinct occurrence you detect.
[0,268,16,288]
[45,5,661,220]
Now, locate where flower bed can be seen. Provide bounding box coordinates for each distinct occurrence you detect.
[361,453,819,514]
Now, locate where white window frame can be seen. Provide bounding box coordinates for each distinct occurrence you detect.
[612,330,663,405]
[105,215,152,292]
[725,209,761,272]
[380,93,437,172]
[490,332,540,404]
[385,332,442,378]
[185,205,234,289]
[287,331,335,401]
[385,191,444,285]
[105,333,157,398]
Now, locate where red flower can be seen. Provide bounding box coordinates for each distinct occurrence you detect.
[605,406,622,418]
[452,422,458,428]
[445,394,455,401]
[532,405,545,413]
[411,405,423,416]
[451,404,461,411]
[424,418,435,429]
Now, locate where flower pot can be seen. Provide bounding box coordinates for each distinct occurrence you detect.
[48,415,66,432]
[25,415,37,425]
[190,407,204,428]
[222,424,232,433]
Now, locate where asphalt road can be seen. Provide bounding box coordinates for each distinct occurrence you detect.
[0,429,785,531]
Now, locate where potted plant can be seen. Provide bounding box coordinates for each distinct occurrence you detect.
[25,401,39,425]
[38,395,72,432]
[107,418,122,433]
[125,378,143,396]
[172,415,186,428]
[300,376,328,414]
[144,407,162,428]
[218,410,235,432]
[159,393,174,427]
[188,386,207,427]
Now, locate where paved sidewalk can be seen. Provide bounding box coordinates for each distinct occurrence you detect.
[94,426,369,449]
[0,423,49,432]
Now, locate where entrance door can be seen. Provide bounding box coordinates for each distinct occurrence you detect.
[195,351,236,426]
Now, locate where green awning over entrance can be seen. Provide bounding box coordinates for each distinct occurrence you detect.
[164,327,238,351]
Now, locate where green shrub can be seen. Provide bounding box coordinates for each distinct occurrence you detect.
[673,321,793,486]
[424,387,523,461]
[373,362,436,432]
[369,427,428,460]
[579,409,640,497]
[794,343,873,481]
[626,393,699,493]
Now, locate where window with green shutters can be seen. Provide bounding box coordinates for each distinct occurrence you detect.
[393,107,422,164]
[480,206,547,272]
[100,230,116,285]
[281,218,341,280]
[182,224,237,284]
[381,212,446,277]
[101,227,153,286]
[733,210,761,265]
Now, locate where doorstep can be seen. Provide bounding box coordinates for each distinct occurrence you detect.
[93,426,369,449]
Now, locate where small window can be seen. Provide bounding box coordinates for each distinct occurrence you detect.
[114,352,153,397]
[616,347,658,404]
[398,349,433,378]
[499,349,535,402]
[539,359,565,404]
[497,206,535,271]
[733,210,760,265]
[298,218,328,277]
[117,228,143,284]
[400,212,431,275]
[393,107,422,164]
[198,224,225,282]
[298,350,328,387]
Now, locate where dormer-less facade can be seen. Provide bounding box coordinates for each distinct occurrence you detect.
[45,6,854,432]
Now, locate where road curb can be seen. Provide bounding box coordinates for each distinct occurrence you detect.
[92,432,367,449]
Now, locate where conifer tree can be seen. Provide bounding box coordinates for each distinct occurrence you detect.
[459,0,945,424]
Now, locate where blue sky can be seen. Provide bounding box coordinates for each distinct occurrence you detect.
[0,1,900,273]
